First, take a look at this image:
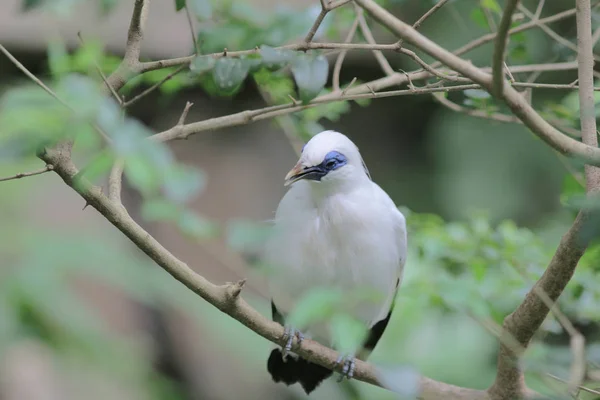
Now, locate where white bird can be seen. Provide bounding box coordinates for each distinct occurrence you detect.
[264,130,407,394]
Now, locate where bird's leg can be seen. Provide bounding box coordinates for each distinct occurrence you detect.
[281,326,304,359]
[334,354,356,381]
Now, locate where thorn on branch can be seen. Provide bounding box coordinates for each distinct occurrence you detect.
[226,279,246,300]
[178,102,194,126]
[288,94,300,105]
[399,69,416,91]
[341,77,357,96]
[365,84,376,95]
[504,62,516,83]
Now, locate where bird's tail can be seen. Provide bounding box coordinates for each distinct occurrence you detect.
[267,348,333,394]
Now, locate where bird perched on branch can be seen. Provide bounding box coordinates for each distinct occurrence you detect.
[264,130,407,394]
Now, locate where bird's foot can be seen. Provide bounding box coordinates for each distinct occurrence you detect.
[335,354,356,382]
[280,326,304,359]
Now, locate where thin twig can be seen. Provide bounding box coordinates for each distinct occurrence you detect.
[0,43,112,144]
[356,4,395,76]
[135,4,586,74]
[0,165,54,182]
[432,92,520,123]
[576,0,600,191]
[504,62,516,83]
[447,5,587,68]
[77,32,122,105]
[397,0,450,48]
[0,44,71,109]
[354,0,600,165]
[482,6,497,32]
[184,6,199,53]
[533,0,546,20]
[151,84,482,142]
[510,262,586,393]
[399,48,470,82]
[492,0,520,97]
[333,14,360,91]
[123,64,187,107]
[518,3,583,58]
[511,82,600,90]
[341,77,357,95]
[547,373,600,396]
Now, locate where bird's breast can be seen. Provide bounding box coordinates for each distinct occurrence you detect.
[266,193,400,330]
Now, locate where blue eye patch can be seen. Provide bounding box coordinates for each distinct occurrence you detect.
[322,151,347,171]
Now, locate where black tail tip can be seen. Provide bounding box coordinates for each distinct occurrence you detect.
[266,349,333,394]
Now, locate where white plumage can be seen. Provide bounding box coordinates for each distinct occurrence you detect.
[264,130,407,394]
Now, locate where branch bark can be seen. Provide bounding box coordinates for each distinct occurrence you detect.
[353,0,600,166]
[492,0,520,97]
[576,0,600,191]
[37,143,489,400]
[0,165,53,182]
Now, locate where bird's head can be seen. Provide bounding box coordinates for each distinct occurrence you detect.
[284,130,371,188]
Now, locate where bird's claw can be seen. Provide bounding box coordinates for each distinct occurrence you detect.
[335,354,356,382]
[281,326,304,359]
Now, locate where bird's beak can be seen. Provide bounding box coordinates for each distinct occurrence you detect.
[284,162,325,186]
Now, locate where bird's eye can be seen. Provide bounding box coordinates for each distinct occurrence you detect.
[325,159,337,170]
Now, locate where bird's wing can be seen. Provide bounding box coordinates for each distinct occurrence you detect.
[359,189,407,359]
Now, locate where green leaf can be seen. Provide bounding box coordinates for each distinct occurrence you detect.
[481,0,501,14]
[469,8,488,30]
[212,57,250,92]
[464,89,490,100]
[21,0,42,11]
[175,0,186,11]
[287,288,343,329]
[291,54,328,103]
[56,74,104,120]
[190,55,215,75]
[188,0,212,20]
[259,45,296,68]
[376,366,420,398]
[178,211,217,239]
[47,39,70,77]
[253,69,295,104]
[124,155,161,195]
[100,0,118,14]
[226,220,273,253]
[79,151,114,183]
[241,55,263,73]
[162,165,205,204]
[141,199,181,222]
[330,314,368,354]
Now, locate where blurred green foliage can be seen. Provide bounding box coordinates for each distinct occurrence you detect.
[2,0,600,399]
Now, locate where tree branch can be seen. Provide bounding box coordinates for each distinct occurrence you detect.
[576,0,600,191]
[37,141,489,400]
[0,165,53,182]
[353,0,600,166]
[356,4,395,76]
[104,0,151,93]
[123,64,187,107]
[488,212,593,399]
[397,0,449,49]
[124,0,150,66]
[492,0,520,97]
[150,84,481,142]
[332,15,360,91]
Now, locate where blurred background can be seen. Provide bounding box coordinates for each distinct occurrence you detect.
[1,0,600,399]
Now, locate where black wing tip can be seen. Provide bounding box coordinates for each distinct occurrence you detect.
[267,348,333,394]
